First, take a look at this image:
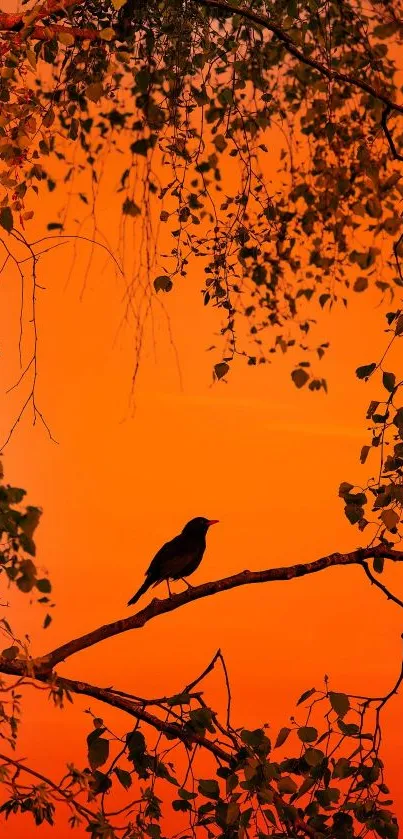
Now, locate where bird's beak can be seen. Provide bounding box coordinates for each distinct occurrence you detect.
[207,519,219,527]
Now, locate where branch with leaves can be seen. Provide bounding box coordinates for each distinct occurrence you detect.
[2,0,403,402]
[0,431,401,838]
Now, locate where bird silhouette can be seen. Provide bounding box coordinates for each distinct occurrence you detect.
[127,517,218,607]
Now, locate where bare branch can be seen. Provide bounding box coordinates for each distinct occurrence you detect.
[361,561,403,609]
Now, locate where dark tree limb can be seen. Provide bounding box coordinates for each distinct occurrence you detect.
[0,544,401,680]
[35,545,403,671]
[1,0,403,130]
[361,561,403,609]
[381,106,403,161]
[194,0,403,116]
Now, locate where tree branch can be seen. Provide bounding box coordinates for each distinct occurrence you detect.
[381,106,403,161]
[59,676,232,763]
[0,750,95,821]
[0,668,317,837]
[0,544,399,682]
[1,0,403,134]
[194,0,403,116]
[361,560,403,609]
[0,545,400,683]
[35,545,403,670]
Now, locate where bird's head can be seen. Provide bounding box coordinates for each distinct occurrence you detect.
[182,517,219,536]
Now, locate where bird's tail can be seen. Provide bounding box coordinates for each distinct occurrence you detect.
[127,576,153,607]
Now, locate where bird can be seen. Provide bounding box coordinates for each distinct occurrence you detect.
[127,517,219,607]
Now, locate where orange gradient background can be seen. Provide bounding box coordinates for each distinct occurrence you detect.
[1,2,403,833]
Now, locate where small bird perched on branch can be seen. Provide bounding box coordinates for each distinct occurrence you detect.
[127,517,219,607]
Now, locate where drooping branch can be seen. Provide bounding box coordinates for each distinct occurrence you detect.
[361,561,403,609]
[1,0,403,129]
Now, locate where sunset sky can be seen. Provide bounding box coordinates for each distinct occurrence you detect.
[0,1,403,834]
[1,214,402,834]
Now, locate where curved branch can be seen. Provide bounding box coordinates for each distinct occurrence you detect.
[0,545,401,680]
[1,0,403,127]
[36,545,403,670]
[195,0,403,115]
[0,751,95,821]
[59,676,232,763]
[361,560,403,609]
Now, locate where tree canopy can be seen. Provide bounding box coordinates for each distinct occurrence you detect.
[0,1,403,837]
[1,0,403,388]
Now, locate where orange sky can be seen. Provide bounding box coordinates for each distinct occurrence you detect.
[0,2,403,834]
[0,218,402,834]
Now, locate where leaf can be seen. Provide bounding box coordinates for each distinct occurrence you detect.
[275,727,291,748]
[382,371,396,393]
[380,508,399,531]
[291,368,309,389]
[214,362,229,381]
[316,787,340,806]
[297,726,318,743]
[297,777,316,796]
[86,83,104,103]
[58,32,74,46]
[366,197,382,219]
[296,687,315,705]
[338,482,354,497]
[126,729,146,757]
[178,788,197,801]
[277,776,297,794]
[356,363,376,380]
[337,719,359,737]
[122,197,141,217]
[303,748,324,767]
[367,401,379,419]
[329,691,350,718]
[36,578,51,593]
[198,779,219,799]
[172,799,191,812]
[353,277,368,292]
[43,613,52,629]
[100,27,115,40]
[1,646,19,661]
[344,503,364,525]
[154,275,173,293]
[332,757,352,779]
[114,767,132,789]
[131,138,149,156]
[360,445,370,464]
[395,315,403,336]
[214,134,227,152]
[87,731,109,770]
[0,207,13,233]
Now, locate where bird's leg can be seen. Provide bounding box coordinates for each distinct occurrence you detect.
[166,579,173,598]
[181,578,194,589]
